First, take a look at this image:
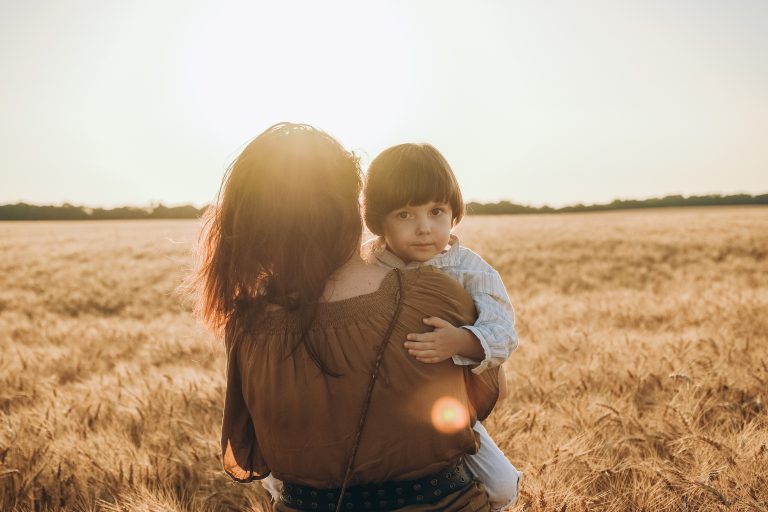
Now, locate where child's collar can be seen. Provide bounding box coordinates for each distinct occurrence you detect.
[367,234,461,269]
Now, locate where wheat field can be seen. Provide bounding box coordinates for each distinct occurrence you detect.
[1,206,766,511]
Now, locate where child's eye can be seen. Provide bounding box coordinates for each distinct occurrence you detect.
[430,207,445,216]
[396,211,410,219]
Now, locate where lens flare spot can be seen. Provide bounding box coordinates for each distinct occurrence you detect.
[431,396,469,434]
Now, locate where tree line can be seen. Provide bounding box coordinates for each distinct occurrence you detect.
[0,203,204,221]
[0,193,766,220]
[466,193,768,214]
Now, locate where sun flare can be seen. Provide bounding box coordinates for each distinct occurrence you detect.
[431,396,470,435]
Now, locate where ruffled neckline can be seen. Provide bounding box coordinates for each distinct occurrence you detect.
[253,268,402,332]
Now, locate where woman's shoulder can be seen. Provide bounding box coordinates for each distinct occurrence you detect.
[245,268,400,332]
[402,265,465,293]
[400,266,476,320]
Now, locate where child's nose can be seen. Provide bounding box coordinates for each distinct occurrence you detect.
[416,218,431,234]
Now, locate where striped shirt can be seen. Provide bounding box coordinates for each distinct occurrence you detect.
[362,235,518,374]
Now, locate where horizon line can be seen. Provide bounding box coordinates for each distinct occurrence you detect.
[1,191,766,213]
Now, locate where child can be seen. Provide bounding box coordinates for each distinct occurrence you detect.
[361,142,522,511]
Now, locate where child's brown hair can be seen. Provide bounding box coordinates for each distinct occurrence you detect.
[363,143,465,236]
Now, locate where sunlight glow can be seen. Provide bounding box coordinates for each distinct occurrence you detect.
[1,1,766,207]
[430,396,469,434]
[177,2,419,154]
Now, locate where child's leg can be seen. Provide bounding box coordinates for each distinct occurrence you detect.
[260,474,283,503]
[465,421,522,512]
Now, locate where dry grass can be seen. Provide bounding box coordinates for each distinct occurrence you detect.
[1,207,767,511]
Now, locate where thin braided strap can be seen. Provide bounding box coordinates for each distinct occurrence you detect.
[335,268,406,512]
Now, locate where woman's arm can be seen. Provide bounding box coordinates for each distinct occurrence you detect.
[221,333,270,483]
[402,267,501,421]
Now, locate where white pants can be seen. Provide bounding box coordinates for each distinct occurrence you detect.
[466,422,522,512]
[261,473,283,503]
[260,422,522,511]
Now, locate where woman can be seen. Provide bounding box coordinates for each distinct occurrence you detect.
[197,123,500,511]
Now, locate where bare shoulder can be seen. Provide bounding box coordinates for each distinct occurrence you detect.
[321,257,390,302]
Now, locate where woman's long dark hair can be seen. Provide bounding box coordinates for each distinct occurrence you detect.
[197,123,362,374]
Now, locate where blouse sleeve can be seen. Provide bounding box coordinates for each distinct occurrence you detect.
[221,333,269,483]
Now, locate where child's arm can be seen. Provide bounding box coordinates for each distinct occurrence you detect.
[452,252,518,374]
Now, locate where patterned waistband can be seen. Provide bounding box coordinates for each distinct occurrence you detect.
[280,457,474,511]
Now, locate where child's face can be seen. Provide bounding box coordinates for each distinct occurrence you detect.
[381,201,453,264]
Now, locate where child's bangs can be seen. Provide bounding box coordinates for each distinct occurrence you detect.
[386,163,455,211]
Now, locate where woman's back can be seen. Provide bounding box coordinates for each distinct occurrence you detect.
[221,266,499,490]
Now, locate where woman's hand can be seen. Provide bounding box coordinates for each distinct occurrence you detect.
[404,317,484,363]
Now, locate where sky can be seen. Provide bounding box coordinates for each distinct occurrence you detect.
[0,0,766,208]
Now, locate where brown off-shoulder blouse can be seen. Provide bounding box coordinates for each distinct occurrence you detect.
[221,267,499,510]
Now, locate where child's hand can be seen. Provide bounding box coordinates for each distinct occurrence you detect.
[404,317,474,364]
